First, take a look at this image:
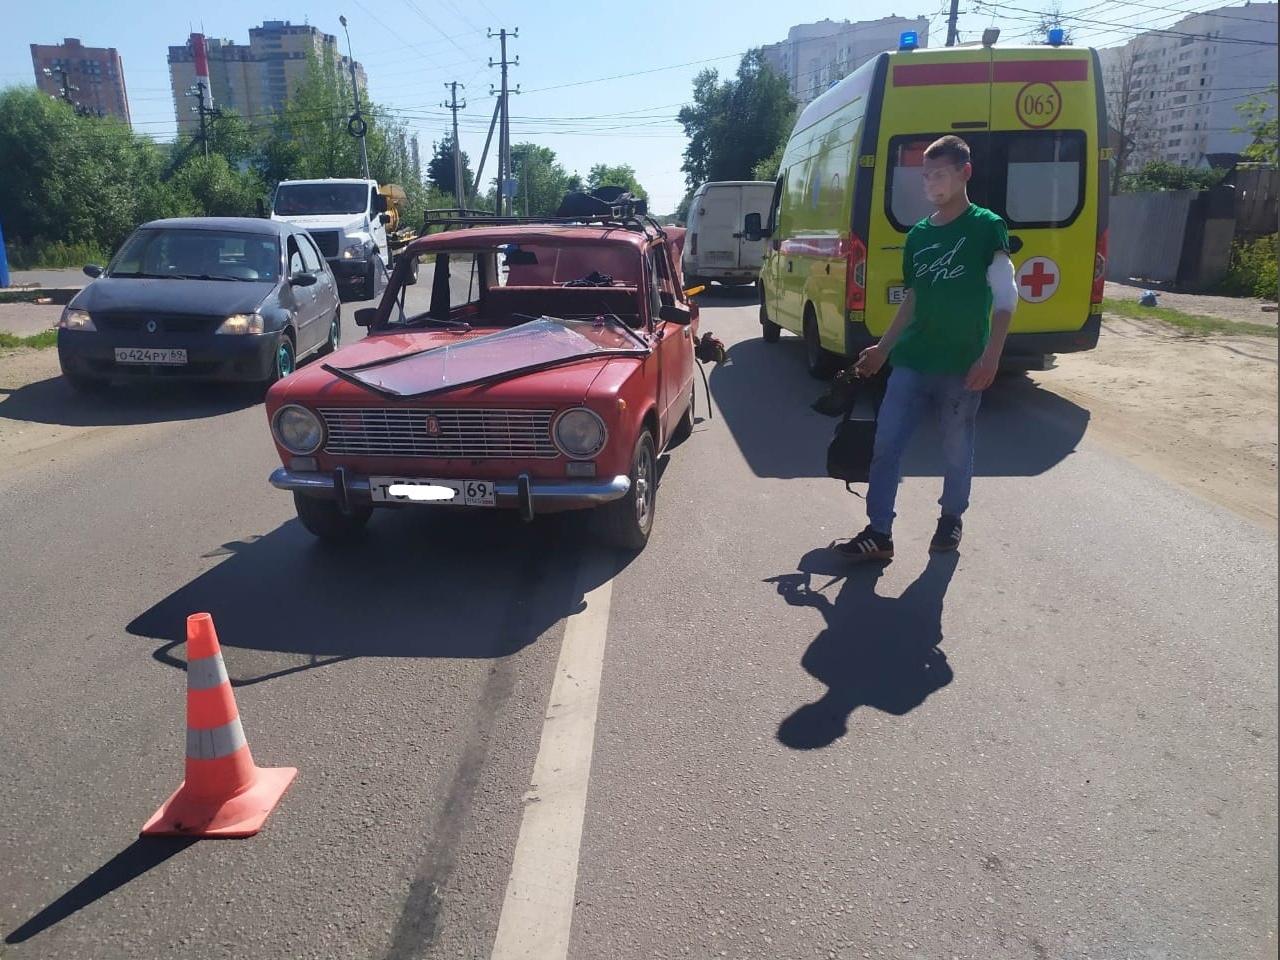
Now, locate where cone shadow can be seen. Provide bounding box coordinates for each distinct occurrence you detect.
[5,837,196,944]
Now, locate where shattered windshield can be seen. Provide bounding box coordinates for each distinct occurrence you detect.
[326,317,648,399]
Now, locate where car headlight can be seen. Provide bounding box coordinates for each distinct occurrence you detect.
[272,404,324,455]
[216,313,265,335]
[341,240,367,259]
[59,308,95,331]
[553,408,607,459]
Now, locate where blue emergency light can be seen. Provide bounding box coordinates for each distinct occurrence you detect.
[899,31,919,51]
[1048,27,1065,46]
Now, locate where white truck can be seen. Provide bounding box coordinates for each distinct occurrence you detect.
[269,178,417,302]
[681,180,775,289]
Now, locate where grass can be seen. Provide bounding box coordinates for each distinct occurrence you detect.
[0,330,58,350]
[1102,297,1277,340]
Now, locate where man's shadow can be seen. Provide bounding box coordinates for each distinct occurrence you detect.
[768,549,960,750]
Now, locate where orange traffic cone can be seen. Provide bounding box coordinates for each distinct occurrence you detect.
[141,612,296,838]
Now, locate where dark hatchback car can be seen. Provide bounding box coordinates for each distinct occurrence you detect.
[56,217,342,394]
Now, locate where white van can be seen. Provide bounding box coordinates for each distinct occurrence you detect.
[682,181,775,288]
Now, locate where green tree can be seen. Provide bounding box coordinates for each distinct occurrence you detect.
[168,154,262,217]
[751,140,786,182]
[0,87,169,252]
[510,142,575,217]
[1232,83,1278,166]
[677,49,795,193]
[586,163,647,199]
[426,134,474,203]
[1121,160,1226,192]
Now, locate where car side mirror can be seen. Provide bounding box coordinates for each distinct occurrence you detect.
[742,212,770,242]
[379,213,392,225]
[256,198,266,218]
[355,308,377,327]
[290,273,318,287]
[658,303,692,326]
[83,264,103,279]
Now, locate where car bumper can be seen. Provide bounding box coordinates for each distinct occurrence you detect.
[269,467,631,520]
[57,330,281,382]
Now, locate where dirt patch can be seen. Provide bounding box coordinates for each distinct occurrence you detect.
[1033,314,1277,529]
[1105,280,1278,328]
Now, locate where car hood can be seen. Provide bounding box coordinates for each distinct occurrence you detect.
[278,318,650,404]
[73,277,270,316]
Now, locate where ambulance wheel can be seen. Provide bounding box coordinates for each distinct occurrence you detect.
[760,295,781,343]
[803,311,838,379]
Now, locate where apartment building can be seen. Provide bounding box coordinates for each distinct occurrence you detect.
[30,37,131,123]
[167,21,368,135]
[1099,3,1277,168]
[761,16,931,108]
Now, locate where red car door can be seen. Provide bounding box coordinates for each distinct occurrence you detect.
[647,244,693,442]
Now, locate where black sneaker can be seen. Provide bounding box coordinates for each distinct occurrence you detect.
[834,525,894,561]
[930,514,963,552]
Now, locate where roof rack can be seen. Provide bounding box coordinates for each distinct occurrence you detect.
[420,190,667,241]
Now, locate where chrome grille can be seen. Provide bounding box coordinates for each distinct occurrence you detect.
[319,407,559,460]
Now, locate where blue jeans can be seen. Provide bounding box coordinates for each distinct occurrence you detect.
[866,366,983,537]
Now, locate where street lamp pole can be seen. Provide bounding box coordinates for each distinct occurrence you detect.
[339,15,371,182]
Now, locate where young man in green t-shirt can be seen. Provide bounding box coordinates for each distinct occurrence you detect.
[836,135,1018,560]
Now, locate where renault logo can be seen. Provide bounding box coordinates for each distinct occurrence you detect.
[146,319,158,333]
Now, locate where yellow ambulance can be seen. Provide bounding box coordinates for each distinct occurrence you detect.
[744,31,1110,377]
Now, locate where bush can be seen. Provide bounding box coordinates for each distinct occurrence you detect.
[4,238,112,271]
[1218,234,1278,300]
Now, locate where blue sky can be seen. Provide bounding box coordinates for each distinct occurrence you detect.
[1,1,1263,213]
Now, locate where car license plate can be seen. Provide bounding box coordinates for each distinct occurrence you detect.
[370,476,496,507]
[114,347,187,365]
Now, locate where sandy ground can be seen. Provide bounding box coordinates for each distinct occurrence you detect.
[2,293,1276,531]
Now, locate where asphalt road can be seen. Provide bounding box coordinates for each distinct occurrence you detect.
[0,284,1275,960]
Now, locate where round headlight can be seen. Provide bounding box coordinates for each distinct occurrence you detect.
[553,408,607,459]
[272,404,323,455]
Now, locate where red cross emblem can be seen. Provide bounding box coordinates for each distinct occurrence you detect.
[1017,257,1060,303]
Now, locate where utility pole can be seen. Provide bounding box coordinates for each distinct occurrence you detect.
[488,28,519,215]
[946,0,961,46]
[442,82,467,205]
[339,15,371,182]
[43,66,77,107]
[185,81,222,158]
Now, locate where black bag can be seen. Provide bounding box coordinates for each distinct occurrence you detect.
[826,375,883,488]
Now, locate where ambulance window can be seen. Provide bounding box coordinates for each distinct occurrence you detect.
[1000,131,1085,228]
[886,137,936,230]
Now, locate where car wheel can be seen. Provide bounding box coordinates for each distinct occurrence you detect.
[760,291,781,343]
[317,308,341,357]
[803,311,838,380]
[271,331,296,384]
[669,384,695,446]
[598,428,657,551]
[293,493,372,543]
[403,254,419,286]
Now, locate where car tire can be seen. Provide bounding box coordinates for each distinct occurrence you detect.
[760,292,781,343]
[803,311,838,380]
[317,308,341,357]
[598,428,657,551]
[293,493,372,543]
[403,254,419,286]
[669,385,695,446]
[271,331,296,385]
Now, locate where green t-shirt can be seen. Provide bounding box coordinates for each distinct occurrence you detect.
[893,204,1011,375]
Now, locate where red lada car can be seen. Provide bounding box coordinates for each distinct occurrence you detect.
[263,201,699,551]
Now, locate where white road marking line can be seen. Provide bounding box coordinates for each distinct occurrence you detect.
[490,554,615,960]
